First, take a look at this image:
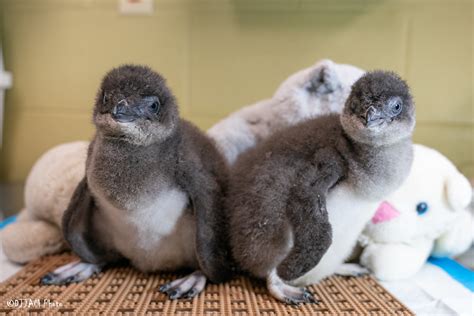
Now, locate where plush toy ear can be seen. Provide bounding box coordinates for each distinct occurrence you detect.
[445,171,472,211]
[306,59,340,94]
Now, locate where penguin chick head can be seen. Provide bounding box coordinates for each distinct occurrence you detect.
[341,70,415,146]
[93,64,179,146]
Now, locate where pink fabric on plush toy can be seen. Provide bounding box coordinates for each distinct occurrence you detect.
[372,201,400,224]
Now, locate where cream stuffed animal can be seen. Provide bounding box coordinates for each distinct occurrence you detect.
[358,144,474,281]
[208,59,364,164]
[1,141,88,263]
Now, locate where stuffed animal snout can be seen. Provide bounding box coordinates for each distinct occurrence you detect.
[371,202,400,224]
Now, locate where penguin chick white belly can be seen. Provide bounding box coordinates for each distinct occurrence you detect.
[93,186,198,273]
[291,183,379,286]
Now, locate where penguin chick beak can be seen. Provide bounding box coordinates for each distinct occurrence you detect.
[112,104,137,123]
[112,100,139,123]
[365,106,385,128]
[111,97,160,123]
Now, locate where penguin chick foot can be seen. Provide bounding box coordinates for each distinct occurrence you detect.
[159,270,207,300]
[40,260,101,285]
[335,263,369,277]
[267,270,319,305]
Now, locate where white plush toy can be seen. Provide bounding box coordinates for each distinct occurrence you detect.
[1,141,88,263]
[358,144,474,281]
[208,59,364,164]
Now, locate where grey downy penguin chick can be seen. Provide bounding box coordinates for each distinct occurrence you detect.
[228,71,415,304]
[40,65,233,299]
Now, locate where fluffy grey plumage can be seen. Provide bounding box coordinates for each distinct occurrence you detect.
[41,65,233,299]
[227,71,415,304]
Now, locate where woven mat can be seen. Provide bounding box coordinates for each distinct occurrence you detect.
[0,253,413,315]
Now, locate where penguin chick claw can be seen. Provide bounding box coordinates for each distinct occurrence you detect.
[40,260,101,285]
[159,270,207,300]
[267,270,319,305]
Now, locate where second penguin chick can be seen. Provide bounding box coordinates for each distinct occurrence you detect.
[228,71,415,304]
[41,65,233,299]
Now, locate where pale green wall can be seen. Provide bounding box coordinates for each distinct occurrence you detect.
[0,0,473,182]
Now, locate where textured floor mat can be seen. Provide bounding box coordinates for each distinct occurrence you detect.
[0,253,413,315]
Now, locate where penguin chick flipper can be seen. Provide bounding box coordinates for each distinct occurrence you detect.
[158,270,207,299]
[62,177,118,265]
[277,150,343,281]
[42,177,119,286]
[40,261,102,285]
[193,195,234,283]
[62,177,120,265]
[180,171,234,283]
[276,192,332,281]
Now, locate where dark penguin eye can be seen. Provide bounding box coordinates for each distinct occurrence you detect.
[387,97,403,117]
[393,102,401,113]
[149,100,160,113]
[416,202,429,215]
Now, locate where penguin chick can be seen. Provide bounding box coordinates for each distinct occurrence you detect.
[40,65,233,299]
[228,71,415,304]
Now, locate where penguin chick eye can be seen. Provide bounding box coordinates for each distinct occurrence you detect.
[149,100,160,113]
[416,202,429,215]
[142,96,161,114]
[386,97,403,117]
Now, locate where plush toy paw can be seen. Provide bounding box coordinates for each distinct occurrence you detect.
[335,263,370,277]
[2,220,66,264]
[360,240,432,281]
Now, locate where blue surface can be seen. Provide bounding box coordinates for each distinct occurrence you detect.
[0,215,17,230]
[428,256,474,292]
